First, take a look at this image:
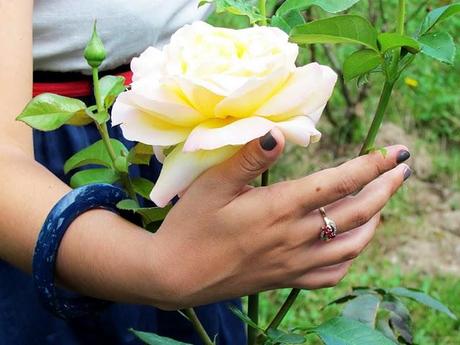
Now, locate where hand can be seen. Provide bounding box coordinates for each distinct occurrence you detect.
[152,129,411,310]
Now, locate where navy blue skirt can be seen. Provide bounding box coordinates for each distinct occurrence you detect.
[0,121,246,344]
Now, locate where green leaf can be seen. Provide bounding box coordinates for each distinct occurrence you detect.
[116,200,172,225]
[228,304,263,331]
[313,317,396,345]
[342,294,381,328]
[200,0,264,24]
[380,295,411,324]
[343,49,381,81]
[266,329,306,344]
[114,156,129,173]
[128,143,155,165]
[64,139,128,174]
[277,0,361,16]
[85,106,110,124]
[16,93,89,131]
[377,33,421,54]
[375,311,399,343]
[388,312,412,345]
[419,31,456,65]
[70,168,120,188]
[99,75,126,109]
[325,294,358,307]
[66,110,93,126]
[389,287,457,320]
[86,109,110,124]
[378,296,413,345]
[130,329,191,345]
[368,147,389,158]
[271,10,305,34]
[271,15,292,33]
[420,3,460,35]
[290,15,379,51]
[131,177,155,200]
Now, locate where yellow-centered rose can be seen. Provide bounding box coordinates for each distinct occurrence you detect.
[112,21,337,207]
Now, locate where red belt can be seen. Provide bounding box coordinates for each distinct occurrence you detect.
[33,70,133,98]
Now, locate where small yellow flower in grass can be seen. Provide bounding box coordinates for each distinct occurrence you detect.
[112,21,338,207]
[404,77,419,89]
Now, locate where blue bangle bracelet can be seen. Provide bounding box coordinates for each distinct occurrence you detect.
[33,183,127,320]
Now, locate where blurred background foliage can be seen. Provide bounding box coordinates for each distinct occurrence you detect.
[209,1,460,344]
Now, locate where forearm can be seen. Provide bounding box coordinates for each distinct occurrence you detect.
[0,0,33,155]
[0,0,174,310]
[0,147,170,308]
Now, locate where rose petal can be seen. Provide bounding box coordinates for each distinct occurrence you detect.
[150,143,240,207]
[214,67,290,118]
[255,63,337,121]
[131,47,165,82]
[276,116,322,146]
[183,115,321,152]
[184,117,272,152]
[112,100,190,146]
[113,89,206,127]
[153,146,167,164]
[173,76,225,117]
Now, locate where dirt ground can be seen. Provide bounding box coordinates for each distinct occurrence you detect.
[376,123,460,276]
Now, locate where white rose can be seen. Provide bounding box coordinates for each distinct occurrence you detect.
[112,21,337,207]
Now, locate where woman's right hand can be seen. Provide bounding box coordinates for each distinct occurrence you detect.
[152,128,411,310]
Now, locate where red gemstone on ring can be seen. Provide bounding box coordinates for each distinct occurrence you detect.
[320,225,337,241]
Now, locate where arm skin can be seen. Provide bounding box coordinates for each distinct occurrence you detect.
[0,0,171,308]
[0,0,411,312]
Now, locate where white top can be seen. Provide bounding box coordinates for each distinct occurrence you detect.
[33,0,211,73]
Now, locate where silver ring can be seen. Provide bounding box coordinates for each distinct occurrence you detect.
[319,207,338,241]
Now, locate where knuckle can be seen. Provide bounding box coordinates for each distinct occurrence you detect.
[334,172,361,196]
[367,151,387,176]
[352,209,372,228]
[344,245,362,261]
[265,183,296,221]
[239,149,265,176]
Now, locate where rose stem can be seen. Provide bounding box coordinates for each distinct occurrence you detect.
[265,289,301,331]
[360,0,406,155]
[265,0,408,334]
[91,66,138,202]
[183,308,214,345]
[258,0,267,26]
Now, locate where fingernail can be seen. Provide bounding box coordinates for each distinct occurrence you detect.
[397,150,411,164]
[260,132,277,151]
[404,167,412,181]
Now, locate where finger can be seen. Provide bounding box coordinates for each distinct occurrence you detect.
[304,214,380,269]
[297,163,411,240]
[287,261,353,290]
[193,128,285,197]
[286,145,410,214]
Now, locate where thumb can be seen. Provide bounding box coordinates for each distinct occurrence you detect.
[196,128,285,196]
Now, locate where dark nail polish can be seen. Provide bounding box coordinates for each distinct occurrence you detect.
[404,168,412,181]
[260,132,277,151]
[397,150,411,164]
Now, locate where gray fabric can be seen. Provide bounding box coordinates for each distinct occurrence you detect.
[33,0,210,73]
